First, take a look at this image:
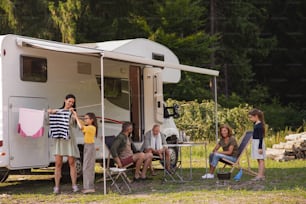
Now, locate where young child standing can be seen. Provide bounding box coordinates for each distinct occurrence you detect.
[73,111,98,193]
[248,108,266,181]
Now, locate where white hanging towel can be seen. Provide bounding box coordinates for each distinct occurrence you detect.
[150,131,162,150]
[17,108,45,138]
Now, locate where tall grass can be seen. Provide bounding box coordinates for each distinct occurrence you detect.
[265,127,293,147]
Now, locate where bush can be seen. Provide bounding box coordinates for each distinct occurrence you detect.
[166,99,306,143]
[261,101,306,131]
[166,99,253,141]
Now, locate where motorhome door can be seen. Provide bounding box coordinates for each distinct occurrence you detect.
[143,67,164,133]
[129,66,142,141]
[8,97,49,168]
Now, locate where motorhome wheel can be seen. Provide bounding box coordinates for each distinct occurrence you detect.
[75,158,83,178]
[61,158,83,181]
[168,147,178,168]
[158,148,178,169]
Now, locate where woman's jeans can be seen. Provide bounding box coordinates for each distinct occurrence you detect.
[209,152,237,167]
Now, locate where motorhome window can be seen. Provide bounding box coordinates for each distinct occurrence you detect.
[77,62,92,74]
[20,56,47,82]
[152,53,164,68]
[104,77,121,98]
[96,76,129,110]
[152,53,164,61]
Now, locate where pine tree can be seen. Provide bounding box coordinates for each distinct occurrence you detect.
[49,0,82,43]
[130,0,218,101]
[0,0,17,34]
[214,0,276,99]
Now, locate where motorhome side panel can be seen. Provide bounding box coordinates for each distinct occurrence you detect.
[0,35,103,169]
[0,36,50,169]
[0,35,140,169]
[0,36,7,168]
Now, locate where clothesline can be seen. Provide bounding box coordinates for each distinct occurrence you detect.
[47,103,103,112]
[76,103,102,110]
[12,103,103,113]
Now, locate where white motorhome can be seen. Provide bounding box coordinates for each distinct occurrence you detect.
[0,34,218,182]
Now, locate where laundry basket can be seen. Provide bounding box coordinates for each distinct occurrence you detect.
[216,172,231,186]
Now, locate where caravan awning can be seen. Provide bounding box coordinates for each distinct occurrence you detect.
[16,36,101,57]
[102,51,219,76]
[15,36,219,76]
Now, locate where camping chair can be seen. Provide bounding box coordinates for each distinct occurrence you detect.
[104,135,132,194]
[219,131,258,176]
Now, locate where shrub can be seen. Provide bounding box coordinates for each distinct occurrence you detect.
[261,101,306,131]
[166,99,305,143]
[166,99,253,141]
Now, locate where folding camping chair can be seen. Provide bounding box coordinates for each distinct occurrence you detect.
[104,135,132,194]
[219,131,258,176]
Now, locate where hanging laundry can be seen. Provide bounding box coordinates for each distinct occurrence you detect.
[17,108,45,138]
[48,109,71,140]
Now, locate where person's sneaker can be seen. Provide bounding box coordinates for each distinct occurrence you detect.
[53,187,60,194]
[82,189,95,194]
[72,185,79,193]
[201,173,214,179]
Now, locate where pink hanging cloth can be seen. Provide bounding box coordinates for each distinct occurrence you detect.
[17,108,45,138]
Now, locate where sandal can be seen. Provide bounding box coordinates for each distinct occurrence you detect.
[140,177,152,181]
[251,176,265,181]
[133,177,141,182]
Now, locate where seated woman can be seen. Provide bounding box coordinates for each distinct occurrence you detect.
[202,124,238,179]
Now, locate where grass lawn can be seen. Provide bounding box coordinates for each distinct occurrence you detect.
[0,145,305,204]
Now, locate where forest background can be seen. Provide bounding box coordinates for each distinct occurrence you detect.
[1,0,306,142]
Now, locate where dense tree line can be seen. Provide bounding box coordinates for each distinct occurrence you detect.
[1,0,305,130]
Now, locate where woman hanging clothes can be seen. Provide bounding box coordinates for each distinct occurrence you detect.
[48,94,80,194]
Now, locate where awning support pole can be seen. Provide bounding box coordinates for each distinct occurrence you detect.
[214,76,218,143]
[100,54,106,195]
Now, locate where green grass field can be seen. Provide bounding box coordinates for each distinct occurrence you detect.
[0,144,305,204]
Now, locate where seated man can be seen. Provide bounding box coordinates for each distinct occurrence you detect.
[110,122,153,180]
[142,124,171,174]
